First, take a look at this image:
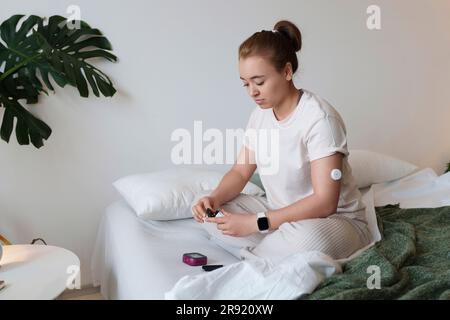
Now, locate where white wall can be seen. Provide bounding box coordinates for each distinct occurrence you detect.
[1,0,449,286]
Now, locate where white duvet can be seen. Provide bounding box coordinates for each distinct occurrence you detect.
[165,251,340,300]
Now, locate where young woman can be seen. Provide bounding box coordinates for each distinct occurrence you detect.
[191,20,371,263]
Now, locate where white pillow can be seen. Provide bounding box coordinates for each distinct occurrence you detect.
[113,168,265,221]
[348,149,419,189]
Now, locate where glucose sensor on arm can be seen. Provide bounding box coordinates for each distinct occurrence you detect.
[330,169,342,181]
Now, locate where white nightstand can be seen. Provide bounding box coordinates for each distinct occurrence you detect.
[0,245,80,300]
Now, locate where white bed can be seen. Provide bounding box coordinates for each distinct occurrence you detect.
[91,201,241,299]
[91,167,450,299]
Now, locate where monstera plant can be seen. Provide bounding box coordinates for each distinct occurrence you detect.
[0,14,117,148]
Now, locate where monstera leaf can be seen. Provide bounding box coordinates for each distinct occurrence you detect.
[0,14,117,148]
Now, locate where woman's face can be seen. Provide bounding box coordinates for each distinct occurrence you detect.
[239,55,291,109]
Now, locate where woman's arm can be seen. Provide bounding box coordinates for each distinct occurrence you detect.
[209,145,257,205]
[266,153,343,230]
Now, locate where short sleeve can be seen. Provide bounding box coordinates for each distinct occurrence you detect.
[306,115,349,162]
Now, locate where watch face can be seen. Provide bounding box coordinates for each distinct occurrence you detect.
[257,217,269,231]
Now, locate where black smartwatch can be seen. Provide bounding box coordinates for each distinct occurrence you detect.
[256,212,270,233]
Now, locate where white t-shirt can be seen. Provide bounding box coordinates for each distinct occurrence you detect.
[243,88,366,220]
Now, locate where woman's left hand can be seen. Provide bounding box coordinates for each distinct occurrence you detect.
[206,209,258,237]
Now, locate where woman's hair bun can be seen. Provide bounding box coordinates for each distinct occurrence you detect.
[274,20,302,53]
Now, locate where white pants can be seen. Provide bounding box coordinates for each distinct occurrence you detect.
[192,192,371,264]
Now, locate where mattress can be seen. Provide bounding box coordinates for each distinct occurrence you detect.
[91,167,450,299]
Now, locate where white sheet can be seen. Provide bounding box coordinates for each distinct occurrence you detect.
[91,168,450,299]
[91,201,240,299]
[371,168,450,208]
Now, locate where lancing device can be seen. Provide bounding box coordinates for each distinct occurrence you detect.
[202,265,224,272]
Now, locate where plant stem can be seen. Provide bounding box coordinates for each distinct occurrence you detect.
[0,51,43,81]
[5,46,32,59]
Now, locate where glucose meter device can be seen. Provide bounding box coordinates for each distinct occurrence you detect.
[206,208,219,217]
[206,208,224,218]
[331,169,342,181]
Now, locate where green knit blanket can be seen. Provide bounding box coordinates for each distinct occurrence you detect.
[305,204,450,300]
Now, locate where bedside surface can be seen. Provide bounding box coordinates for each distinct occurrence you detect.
[0,245,80,300]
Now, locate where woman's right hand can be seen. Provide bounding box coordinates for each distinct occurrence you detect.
[192,196,221,223]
